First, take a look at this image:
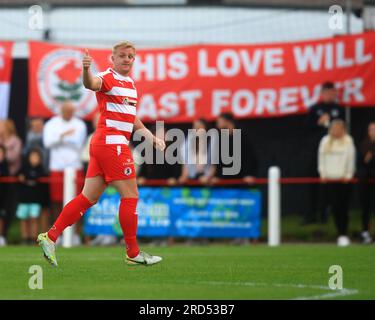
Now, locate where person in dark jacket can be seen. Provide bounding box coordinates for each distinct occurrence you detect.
[136,124,182,246]
[24,117,51,233]
[308,82,346,138]
[137,125,181,185]
[178,119,216,185]
[211,112,258,184]
[16,148,48,245]
[211,113,258,246]
[23,117,48,169]
[305,81,346,224]
[0,145,9,246]
[358,121,375,244]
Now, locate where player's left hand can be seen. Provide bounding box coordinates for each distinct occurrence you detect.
[153,137,166,151]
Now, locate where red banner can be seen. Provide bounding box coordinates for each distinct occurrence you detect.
[0,41,14,119]
[28,32,375,122]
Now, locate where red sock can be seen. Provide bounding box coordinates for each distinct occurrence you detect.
[119,198,139,258]
[48,193,93,242]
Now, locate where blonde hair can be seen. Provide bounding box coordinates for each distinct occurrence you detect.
[112,41,136,55]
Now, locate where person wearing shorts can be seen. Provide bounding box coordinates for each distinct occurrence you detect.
[37,41,166,267]
[17,149,47,245]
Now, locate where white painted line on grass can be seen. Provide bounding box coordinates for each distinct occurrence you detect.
[200,281,359,300]
[292,288,359,300]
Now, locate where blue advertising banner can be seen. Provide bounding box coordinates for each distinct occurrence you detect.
[84,187,261,239]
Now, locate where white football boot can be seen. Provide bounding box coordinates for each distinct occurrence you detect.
[37,233,58,266]
[126,250,162,266]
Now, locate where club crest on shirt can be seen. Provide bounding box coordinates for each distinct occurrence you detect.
[124,167,132,176]
[123,97,129,105]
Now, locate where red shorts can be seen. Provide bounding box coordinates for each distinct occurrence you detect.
[49,170,84,203]
[86,144,136,184]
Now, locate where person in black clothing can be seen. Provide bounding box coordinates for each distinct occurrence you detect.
[136,125,181,246]
[16,148,48,245]
[24,117,51,233]
[358,121,375,244]
[137,125,181,185]
[211,113,258,184]
[305,81,346,224]
[23,117,48,169]
[0,145,9,246]
[308,82,346,138]
[210,113,258,245]
[178,119,216,185]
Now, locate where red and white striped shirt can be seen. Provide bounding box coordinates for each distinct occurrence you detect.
[91,68,137,146]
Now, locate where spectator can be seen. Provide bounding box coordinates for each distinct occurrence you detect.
[24,117,50,233]
[0,119,23,238]
[0,119,23,176]
[308,82,345,136]
[137,125,181,186]
[16,149,47,245]
[0,145,9,246]
[24,117,48,169]
[306,81,346,224]
[212,113,258,184]
[178,119,216,185]
[212,113,258,246]
[318,120,355,247]
[136,124,181,247]
[357,121,375,244]
[43,101,87,244]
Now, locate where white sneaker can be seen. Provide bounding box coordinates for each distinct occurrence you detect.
[126,250,162,266]
[0,235,7,247]
[337,236,351,247]
[361,231,372,244]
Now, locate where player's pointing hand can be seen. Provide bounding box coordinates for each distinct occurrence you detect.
[82,48,92,70]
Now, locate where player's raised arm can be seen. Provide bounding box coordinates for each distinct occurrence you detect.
[82,49,102,91]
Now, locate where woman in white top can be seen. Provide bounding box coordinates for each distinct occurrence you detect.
[318,119,355,247]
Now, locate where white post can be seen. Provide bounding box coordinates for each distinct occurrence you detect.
[268,166,281,247]
[62,167,76,248]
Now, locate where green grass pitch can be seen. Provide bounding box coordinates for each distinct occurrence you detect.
[0,244,374,300]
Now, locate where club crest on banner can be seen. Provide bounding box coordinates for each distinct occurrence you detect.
[37,49,98,117]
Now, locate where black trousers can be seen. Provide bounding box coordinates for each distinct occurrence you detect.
[4,183,18,237]
[321,183,352,236]
[305,137,325,223]
[305,148,319,223]
[359,181,375,232]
